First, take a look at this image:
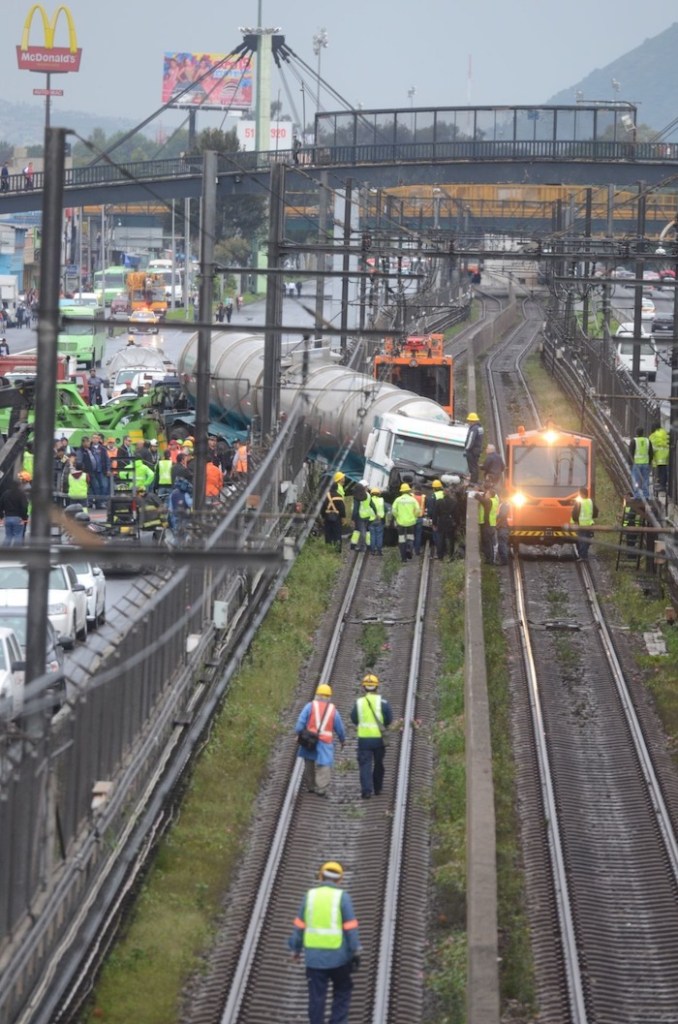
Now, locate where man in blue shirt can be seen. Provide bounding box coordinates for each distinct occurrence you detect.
[295,683,345,797]
[289,861,362,1024]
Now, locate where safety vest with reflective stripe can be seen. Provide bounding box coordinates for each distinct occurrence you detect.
[68,473,88,499]
[157,459,173,485]
[633,436,650,465]
[371,495,385,519]
[303,886,343,949]
[119,459,155,489]
[309,699,336,743]
[478,494,499,526]
[576,497,594,527]
[233,444,248,473]
[356,694,384,739]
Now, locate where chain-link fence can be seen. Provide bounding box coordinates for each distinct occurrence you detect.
[0,408,316,1024]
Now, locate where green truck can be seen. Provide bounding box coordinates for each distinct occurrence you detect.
[58,303,107,368]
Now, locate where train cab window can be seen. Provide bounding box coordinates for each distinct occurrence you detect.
[512,445,589,495]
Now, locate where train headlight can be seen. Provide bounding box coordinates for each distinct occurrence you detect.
[543,430,558,445]
[511,492,527,508]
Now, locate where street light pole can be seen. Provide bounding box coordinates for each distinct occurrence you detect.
[313,29,328,119]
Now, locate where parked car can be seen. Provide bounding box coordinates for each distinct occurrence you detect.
[0,626,25,721]
[69,561,106,627]
[651,313,674,339]
[612,267,634,282]
[659,269,676,285]
[129,309,160,334]
[0,611,65,697]
[642,270,660,293]
[0,563,87,649]
[615,333,658,382]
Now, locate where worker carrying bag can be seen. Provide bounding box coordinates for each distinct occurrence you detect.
[297,702,332,751]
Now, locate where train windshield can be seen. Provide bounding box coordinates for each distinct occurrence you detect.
[392,435,467,476]
[512,444,589,495]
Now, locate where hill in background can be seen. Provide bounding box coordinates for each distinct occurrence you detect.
[546,22,678,137]
[0,100,132,148]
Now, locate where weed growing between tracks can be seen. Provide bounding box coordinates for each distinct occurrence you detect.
[81,537,341,1024]
[426,561,466,1022]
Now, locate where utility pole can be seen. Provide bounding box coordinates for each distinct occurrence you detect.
[340,179,353,357]
[632,183,646,382]
[193,150,217,512]
[26,127,67,714]
[315,171,329,344]
[262,161,285,437]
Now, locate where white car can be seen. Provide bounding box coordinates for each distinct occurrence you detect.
[615,334,658,382]
[0,563,87,649]
[0,626,25,721]
[69,561,106,627]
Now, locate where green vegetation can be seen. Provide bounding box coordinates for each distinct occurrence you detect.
[360,621,388,668]
[426,562,468,1023]
[82,538,341,1024]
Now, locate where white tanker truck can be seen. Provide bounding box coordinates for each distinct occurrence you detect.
[176,331,468,491]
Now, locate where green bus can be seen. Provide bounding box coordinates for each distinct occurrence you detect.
[58,304,106,368]
[93,266,128,306]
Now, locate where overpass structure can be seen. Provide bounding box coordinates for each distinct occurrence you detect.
[1,103,677,223]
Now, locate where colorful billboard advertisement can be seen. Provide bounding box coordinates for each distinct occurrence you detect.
[162,52,253,110]
[16,4,82,73]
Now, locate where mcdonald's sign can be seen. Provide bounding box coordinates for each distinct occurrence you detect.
[16,5,82,73]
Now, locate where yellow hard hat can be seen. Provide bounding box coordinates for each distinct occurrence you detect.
[315,683,332,698]
[362,674,379,690]
[370,487,381,495]
[467,412,480,422]
[432,479,443,489]
[333,471,345,483]
[399,482,411,493]
[319,861,344,881]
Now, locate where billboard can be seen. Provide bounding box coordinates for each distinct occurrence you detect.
[16,4,82,73]
[162,52,253,110]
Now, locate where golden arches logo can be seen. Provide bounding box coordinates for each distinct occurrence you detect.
[16,4,82,73]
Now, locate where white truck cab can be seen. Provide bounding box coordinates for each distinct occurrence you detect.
[362,413,468,492]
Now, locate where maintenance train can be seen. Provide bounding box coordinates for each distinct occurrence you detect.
[373,333,454,417]
[176,331,469,491]
[504,423,595,545]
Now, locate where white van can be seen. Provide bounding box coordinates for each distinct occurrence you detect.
[615,324,658,381]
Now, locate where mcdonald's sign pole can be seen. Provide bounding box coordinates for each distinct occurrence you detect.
[16,6,81,132]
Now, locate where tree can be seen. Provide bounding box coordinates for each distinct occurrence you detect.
[0,141,14,164]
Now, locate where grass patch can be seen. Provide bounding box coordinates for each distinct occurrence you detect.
[81,537,341,1024]
[165,307,195,323]
[482,567,536,1016]
[426,562,468,1023]
[360,621,387,668]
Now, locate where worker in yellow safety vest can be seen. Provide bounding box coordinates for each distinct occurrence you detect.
[350,674,393,798]
[288,861,362,1024]
[629,426,653,500]
[390,482,420,562]
[570,485,599,561]
[649,421,670,495]
[476,486,499,565]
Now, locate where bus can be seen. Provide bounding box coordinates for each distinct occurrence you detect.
[147,259,183,305]
[93,266,128,306]
[58,304,106,368]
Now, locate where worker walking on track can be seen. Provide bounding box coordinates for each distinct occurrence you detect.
[350,674,393,799]
[295,683,346,797]
[630,426,653,500]
[390,482,420,562]
[289,861,362,1024]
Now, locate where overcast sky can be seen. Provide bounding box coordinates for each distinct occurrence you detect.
[5,0,678,131]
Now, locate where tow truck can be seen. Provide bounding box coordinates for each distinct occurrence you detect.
[373,333,454,417]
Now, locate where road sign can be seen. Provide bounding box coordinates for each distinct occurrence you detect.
[33,87,63,96]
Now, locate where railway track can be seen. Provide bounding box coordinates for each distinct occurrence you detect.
[486,307,678,1021]
[184,547,440,1024]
